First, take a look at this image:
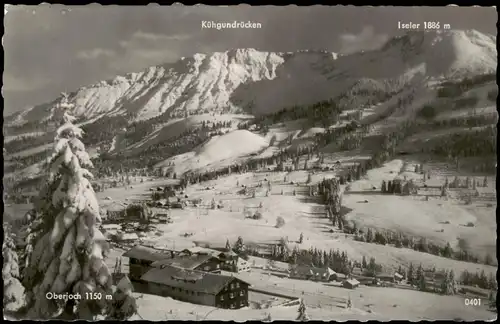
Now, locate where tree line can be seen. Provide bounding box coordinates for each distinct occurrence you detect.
[4,133,53,155]
[437,73,496,98]
[427,126,496,159]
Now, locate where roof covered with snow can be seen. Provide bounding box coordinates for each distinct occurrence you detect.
[151,254,219,270]
[343,278,360,285]
[290,265,336,277]
[123,245,171,262]
[141,265,250,295]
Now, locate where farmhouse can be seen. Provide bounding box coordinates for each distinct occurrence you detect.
[152,254,222,274]
[102,201,127,220]
[289,265,337,282]
[140,265,250,309]
[115,232,139,243]
[342,278,360,289]
[123,245,172,281]
[178,248,249,273]
[236,257,251,272]
[376,273,397,283]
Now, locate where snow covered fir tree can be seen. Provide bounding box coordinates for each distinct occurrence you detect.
[20,93,135,320]
[3,223,26,312]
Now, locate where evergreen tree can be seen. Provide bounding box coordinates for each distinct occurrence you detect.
[415,264,424,287]
[387,180,393,194]
[225,239,232,252]
[483,176,488,188]
[440,270,450,295]
[366,228,373,243]
[484,253,493,266]
[3,223,26,312]
[296,298,310,321]
[448,270,456,295]
[361,255,367,269]
[407,263,414,285]
[442,242,453,258]
[306,173,312,184]
[381,180,387,193]
[299,233,304,244]
[22,94,117,320]
[365,257,377,277]
[488,291,496,310]
[234,236,245,254]
[440,185,449,198]
[397,265,403,277]
[107,276,137,320]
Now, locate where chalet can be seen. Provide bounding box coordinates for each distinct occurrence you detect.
[178,248,247,273]
[289,265,337,282]
[157,214,172,224]
[125,204,150,220]
[376,273,396,283]
[152,254,222,274]
[123,245,172,281]
[179,247,221,257]
[140,265,250,309]
[116,232,139,243]
[163,186,176,198]
[342,278,360,289]
[236,258,251,273]
[170,202,185,209]
[217,251,239,272]
[155,199,169,208]
[394,272,404,282]
[102,202,126,220]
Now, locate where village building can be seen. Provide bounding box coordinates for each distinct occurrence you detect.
[152,254,222,274]
[342,278,360,289]
[376,273,397,283]
[140,265,251,309]
[123,245,173,281]
[394,272,404,283]
[217,251,240,272]
[178,248,249,273]
[115,232,139,243]
[236,257,251,273]
[289,265,337,282]
[102,201,127,221]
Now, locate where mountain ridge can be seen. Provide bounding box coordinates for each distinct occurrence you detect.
[5,29,496,128]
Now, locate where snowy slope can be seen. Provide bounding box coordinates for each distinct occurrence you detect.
[155,129,270,174]
[6,29,496,127]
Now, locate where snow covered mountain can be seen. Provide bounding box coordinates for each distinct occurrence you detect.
[7,29,496,127]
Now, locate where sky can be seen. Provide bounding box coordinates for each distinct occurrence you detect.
[3,5,497,116]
